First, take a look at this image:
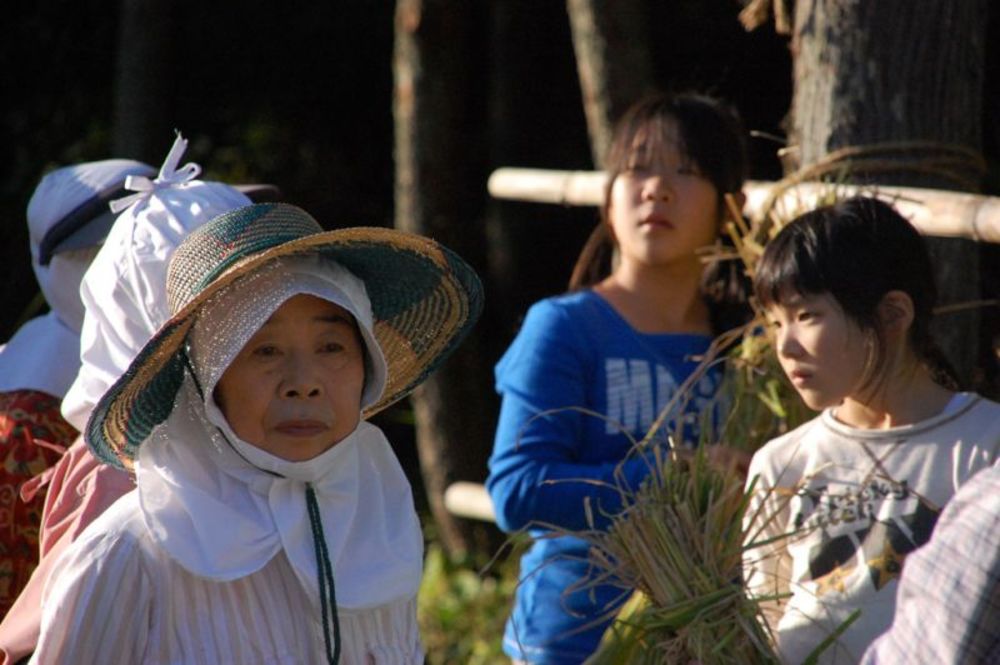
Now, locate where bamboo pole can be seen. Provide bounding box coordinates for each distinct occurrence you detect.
[487,168,1000,243]
[443,481,496,523]
[487,168,607,206]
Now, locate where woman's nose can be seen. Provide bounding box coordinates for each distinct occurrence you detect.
[281,356,323,398]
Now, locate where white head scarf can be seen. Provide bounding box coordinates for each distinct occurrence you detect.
[60,135,252,429]
[135,257,422,609]
[0,159,152,396]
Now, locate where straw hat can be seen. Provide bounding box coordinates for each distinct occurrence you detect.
[86,202,483,471]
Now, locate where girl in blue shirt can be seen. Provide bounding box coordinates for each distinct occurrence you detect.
[487,92,753,663]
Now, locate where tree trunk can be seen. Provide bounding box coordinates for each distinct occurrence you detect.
[484,0,596,339]
[566,0,656,166]
[112,0,175,162]
[789,0,987,386]
[393,0,497,556]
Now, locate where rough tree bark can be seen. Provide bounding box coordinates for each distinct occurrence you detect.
[485,0,596,339]
[789,0,987,385]
[112,0,175,162]
[566,0,656,166]
[393,0,497,555]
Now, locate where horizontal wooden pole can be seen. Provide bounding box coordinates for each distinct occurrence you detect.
[443,481,495,523]
[487,168,1000,243]
[488,168,606,206]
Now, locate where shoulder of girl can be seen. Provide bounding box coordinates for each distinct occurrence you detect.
[957,394,1000,429]
[972,392,1000,412]
[500,296,595,370]
[521,293,595,334]
[534,290,594,312]
[755,414,824,460]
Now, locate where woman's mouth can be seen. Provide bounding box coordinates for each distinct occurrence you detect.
[274,420,329,437]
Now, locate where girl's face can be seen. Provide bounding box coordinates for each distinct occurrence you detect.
[214,294,366,461]
[607,123,721,270]
[766,291,872,411]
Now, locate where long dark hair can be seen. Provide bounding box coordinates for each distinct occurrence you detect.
[568,91,752,334]
[754,196,960,390]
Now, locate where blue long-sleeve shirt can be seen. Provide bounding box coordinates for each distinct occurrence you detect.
[487,290,718,663]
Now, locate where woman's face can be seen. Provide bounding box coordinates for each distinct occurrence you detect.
[606,121,721,271]
[214,294,366,461]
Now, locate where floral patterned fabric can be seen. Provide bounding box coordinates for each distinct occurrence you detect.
[0,390,76,616]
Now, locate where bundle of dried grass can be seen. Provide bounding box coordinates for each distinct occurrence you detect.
[583,448,777,664]
[575,332,817,663]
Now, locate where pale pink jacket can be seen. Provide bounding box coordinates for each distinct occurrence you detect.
[0,438,134,664]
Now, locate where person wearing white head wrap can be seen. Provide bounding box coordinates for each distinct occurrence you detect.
[1,158,156,399]
[34,262,427,665]
[0,158,155,618]
[28,202,483,665]
[0,135,268,665]
[61,134,254,430]
[119,258,421,662]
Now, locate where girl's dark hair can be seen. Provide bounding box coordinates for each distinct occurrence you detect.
[568,91,752,334]
[754,196,959,390]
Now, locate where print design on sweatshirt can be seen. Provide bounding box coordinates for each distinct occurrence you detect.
[604,358,716,444]
[792,478,939,597]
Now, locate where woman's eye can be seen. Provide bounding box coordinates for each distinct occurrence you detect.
[320,342,345,354]
[252,345,280,358]
[797,310,815,322]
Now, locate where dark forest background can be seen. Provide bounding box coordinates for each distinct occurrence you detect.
[4,1,1000,553]
[1,1,794,339]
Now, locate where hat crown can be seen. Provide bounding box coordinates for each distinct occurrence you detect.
[28,159,157,264]
[166,203,322,315]
[27,159,155,241]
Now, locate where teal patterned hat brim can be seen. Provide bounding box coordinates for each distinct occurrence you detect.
[86,203,483,471]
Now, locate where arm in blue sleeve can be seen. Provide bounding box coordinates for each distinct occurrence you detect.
[486,299,657,533]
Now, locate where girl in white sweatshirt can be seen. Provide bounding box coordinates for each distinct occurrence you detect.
[743,196,1000,665]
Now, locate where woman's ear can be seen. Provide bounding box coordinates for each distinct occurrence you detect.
[877,290,915,338]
